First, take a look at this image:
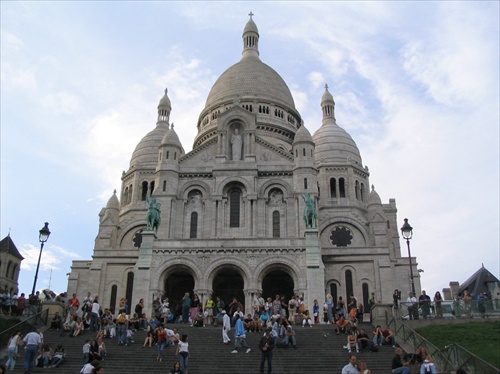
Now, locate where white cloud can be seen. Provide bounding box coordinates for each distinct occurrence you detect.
[1,32,24,52]
[41,91,80,114]
[19,243,80,272]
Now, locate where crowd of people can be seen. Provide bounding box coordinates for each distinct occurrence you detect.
[392,288,493,320]
[2,287,485,373]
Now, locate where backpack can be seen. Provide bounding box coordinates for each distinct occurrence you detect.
[117,313,126,324]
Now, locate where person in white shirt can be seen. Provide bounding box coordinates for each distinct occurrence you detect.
[23,329,42,373]
[222,310,231,344]
[342,354,358,374]
[90,296,101,332]
[406,292,418,320]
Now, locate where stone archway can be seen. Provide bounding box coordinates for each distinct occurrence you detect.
[262,269,294,302]
[164,270,195,315]
[212,268,245,312]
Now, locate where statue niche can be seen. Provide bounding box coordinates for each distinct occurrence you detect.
[231,128,242,160]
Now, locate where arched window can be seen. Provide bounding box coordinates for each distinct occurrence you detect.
[304,178,308,190]
[303,148,306,156]
[190,212,198,239]
[126,272,134,308]
[330,283,338,303]
[110,285,117,314]
[149,181,155,196]
[124,187,129,205]
[339,178,346,198]
[387,220,390,229]
[295,149,298,158]
[330,178,337,198]
[345,270,353,300]
[229,190,241,228]
[272,211,280,238]
[355,181,360,200]
[128,185,133,204]
[163,180,167,191]
[5,262,12,279]
[11,264,17,280]
[166,151,169,159]
[362,283,369,309]
[360,183,365,202]
[141,182,148,201]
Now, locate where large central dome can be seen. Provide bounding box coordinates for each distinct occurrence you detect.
[204,15,296,112]
[205,57,296,110]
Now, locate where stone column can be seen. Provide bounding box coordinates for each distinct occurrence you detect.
[134,230,156,317]
[304,229,325,321]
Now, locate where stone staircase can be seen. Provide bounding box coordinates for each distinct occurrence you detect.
[9,323,396,373]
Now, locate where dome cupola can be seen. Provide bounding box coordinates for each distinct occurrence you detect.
[157,87,171,124]
[161,123,184,153]
[129,90,170,168]
[313,85,363,166]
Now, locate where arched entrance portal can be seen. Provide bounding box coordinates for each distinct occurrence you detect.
[262,270,294,301]
[164,271,194,314]
[212,268,245,311]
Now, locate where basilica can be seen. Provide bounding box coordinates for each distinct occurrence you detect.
[67,16,420,315]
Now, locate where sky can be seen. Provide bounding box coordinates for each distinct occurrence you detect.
[1,2,499,299]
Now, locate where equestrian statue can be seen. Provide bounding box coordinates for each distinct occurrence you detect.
[301,193,317,229]
[146,197,161,231]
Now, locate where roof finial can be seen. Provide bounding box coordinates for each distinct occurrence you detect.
[371,184,375,191]
[164,87,168,95]
[171,123,174,130]
[248,11,254,19]
[113,189,117,195]
[325,83,329,91]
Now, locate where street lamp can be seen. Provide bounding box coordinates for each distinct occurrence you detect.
[400,218,416,295]
[32,222,50,296]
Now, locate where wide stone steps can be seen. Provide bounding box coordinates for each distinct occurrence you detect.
[11,323,395,373]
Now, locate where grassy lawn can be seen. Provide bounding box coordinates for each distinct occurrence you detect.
[415,320,500,369]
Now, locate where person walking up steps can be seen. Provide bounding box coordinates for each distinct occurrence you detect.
[259,327,275,373]
[176,334,189,374]
[231,314,251,354]
[222,310,231,345]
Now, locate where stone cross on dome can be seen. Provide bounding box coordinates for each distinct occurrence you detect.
[248,11,254,19]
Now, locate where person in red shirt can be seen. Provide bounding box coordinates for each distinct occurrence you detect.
[68,294,80,317]
[17,293,26,316]
[156,325,168,362]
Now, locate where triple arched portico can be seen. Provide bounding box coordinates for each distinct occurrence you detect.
[150,253,305,314]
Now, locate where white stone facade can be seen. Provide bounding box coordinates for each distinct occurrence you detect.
[67,16,420,316]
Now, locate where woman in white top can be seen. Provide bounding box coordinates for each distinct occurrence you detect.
[357,360,371,374]
[176,334,190,374]
[73,316,84,337]
[6,330,21,370]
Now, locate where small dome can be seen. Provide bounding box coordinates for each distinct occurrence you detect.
[313,121,362,165]
[294,124,313,144]
[130,123,169,168]
[106,190,120,210]
[161,124,184,151]
[368,185,382,206]
[243,16,258,34]
[321,84,334,105]
[158,88,171,109]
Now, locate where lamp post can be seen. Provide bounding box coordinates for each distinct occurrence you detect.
[400,218,416,295]
[32,222,50,296]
